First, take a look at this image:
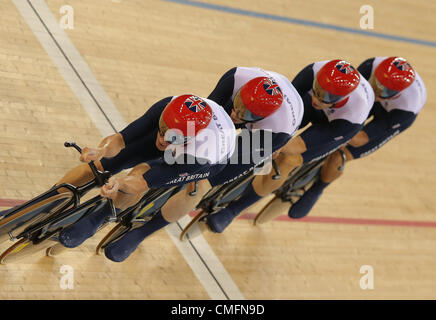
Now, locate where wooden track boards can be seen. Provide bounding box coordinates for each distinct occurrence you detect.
[0,0,435,299]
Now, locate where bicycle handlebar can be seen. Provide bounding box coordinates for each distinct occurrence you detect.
[64,141,116,219]
[64,141,108,187]
[64,141,82,153]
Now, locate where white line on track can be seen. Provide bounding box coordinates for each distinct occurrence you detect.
[13,0,244,300]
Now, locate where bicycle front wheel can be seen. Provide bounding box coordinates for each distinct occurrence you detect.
[0,237,57,264]
[0,192,74,245]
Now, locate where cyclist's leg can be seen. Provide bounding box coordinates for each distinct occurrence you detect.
[104,179,211,262]
[58,205,120,248]
[252,153,304,197]
[302,114,415,215]
[0,141,141,221]
[320,148,353,182]
[0,159,104,218]
[1,135,152,218]
[206,181,261,233]
[161,179,211,222]
[206,153,303,233]
[58,162,147,248]
[288,148,353,218]
[55,161,103,192]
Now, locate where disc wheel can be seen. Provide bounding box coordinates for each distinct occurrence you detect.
[179,210,207,241]
[45,242,68,257]
[253,195,280,226]
[96,223,131,255]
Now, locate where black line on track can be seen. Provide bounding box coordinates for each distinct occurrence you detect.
[27,0,118,133]
[176,221,230,300]
[27,0,230,300]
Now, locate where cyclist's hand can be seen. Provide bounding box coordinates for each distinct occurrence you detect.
[100,177,120,199]
[80,146,104,163]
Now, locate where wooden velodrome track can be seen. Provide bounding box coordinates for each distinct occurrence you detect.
[0,0,435,299]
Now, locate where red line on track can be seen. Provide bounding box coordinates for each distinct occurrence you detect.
[0,199,27,207]
[189,210,436,228]
[240,213,436,228]
[2,198,435,229]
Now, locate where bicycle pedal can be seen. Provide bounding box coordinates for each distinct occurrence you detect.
[211,205,226,213]
[41,224,50,234]
[288,192,304,197]
[8,231,17,242]
[105,216,119,223]
[141,215,154,222]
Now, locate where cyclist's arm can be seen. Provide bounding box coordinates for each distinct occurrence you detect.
[119,96,172,146]
[80,132,127,162]
[207,67,237,107]
[271,131,292,152]
[235,129,291,164]
[118,172,149,195]
[143,155,212,189]
[282,119,362,162]
[299,92,324,128]
[349,109,417,149]
[103,155,212,196]
[101,164,150,198]
[96,133,126,158]
[85,97,172,162]
[291,63,315,98]
[357,58,375,81]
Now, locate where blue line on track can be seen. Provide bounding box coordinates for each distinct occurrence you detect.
[162,0,436,48]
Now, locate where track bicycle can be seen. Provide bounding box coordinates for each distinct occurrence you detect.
[0,141,116,264]
[254,150,346,224]
[179,158,283,240]
[0,141,192,263]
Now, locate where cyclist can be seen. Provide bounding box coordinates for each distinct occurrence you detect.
[204,67,304,184]
[279,56,427,218]
[104,68,304,262]
[53,94,236,260]
[206,59,374,232]
[170,67,303,233]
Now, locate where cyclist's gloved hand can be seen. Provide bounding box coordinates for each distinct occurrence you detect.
[100,177,120,199]
[80,146,105,163]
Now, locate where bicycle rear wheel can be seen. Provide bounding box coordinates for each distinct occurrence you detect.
[96,223,132,255]
[0,192,74,245]
[253,195,294,225]
[179,209,207,241]
[1,200,107,263]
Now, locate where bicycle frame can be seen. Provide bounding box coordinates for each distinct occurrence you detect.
[196,156,326,218]
[194,158,281,216]
[1,142,115,244]
[274,157,327,204]
[113,185,183,226]
[40,185,183,247]
[22,195,106,245]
